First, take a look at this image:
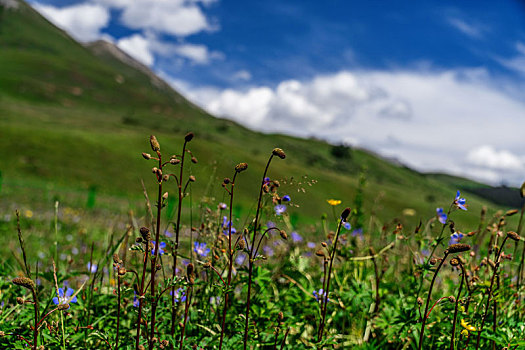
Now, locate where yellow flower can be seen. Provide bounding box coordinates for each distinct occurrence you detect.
[327,199,341,206]
[24,210,33,218]
[461,329,469,336]
[460,319,477,332]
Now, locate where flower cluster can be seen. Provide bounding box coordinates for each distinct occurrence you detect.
[313,288,328,303]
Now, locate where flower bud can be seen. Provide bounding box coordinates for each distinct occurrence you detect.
[505,209,519,216]
[118,268,127,276]
[189,175,196,182]
[236,240,246,250]
[140,227,151,241]
[445,243,471,254]
[187,263,194,276]
[191,156,198,164]
[162,192,169,200]
[12,277,35,291]
[279,230,287,240]
[223,178,230,184]
[272,148,286,159]
[341,207,351,221]
[507,231,521,242]
[57,304,70,311]
[142,152,151,160]
[235,163,248,173]
[315,250,325,257]
[417,297,423,306]
[170,158,181,165]
[450,258,460,266]
[150,135,160,152]
[185,132,194,142]
[16,297,24,305]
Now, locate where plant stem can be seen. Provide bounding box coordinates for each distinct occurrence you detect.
[178,285,192,350]
[243,155,274,350]
[318,218,344,342]
[450,263,465,350]
[116,275,121,350]
[135,238,149,350]
[418,252,448,350]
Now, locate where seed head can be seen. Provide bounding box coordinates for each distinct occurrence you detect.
[150,135,160,152]
[118,268,127,276]
[142,152,152,160]
[140,227,151,241]
[279,230,288,240]
[170,158,181,165]
[429,258,437,266]
[187,263,194,276]
[315,250,325,257]
[236,240,246,250]
[162,192,169,200]
[321,242,328,247]
[235,162,248,173]
[223,178,231,184]
[445,243,471,254]
[505,209,519,216]
[57,304,70,311]
[507,231,521,242]
[341,207,351,221]
[272,148,286,159]
[185,132,194,142]
[12,277,35,291]
[191,156,198,164]
[277,311,284,321]
[450,258,460,266]
[417,297,423,306]
[189,175,196,182]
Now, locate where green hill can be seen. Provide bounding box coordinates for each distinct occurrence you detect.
[0,0,521,232]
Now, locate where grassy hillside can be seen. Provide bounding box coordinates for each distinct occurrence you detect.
[0,0,521,233]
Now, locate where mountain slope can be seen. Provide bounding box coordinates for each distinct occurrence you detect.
[0,0,520,230]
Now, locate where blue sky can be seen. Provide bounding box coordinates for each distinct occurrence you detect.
[29,0,525,185]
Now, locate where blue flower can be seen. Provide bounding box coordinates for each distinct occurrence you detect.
[351,228,363,238]
[282,195,291,202]
[454,190,467,211]
[436,208,447,224]
[313,289,328,303]
[449,232,464,245]
[291,231,302,242]
[274,204,287,215]
[343,222,352,230]
[170,287,186,303]
[53,286,77,309]
[235,253,246,266]
[263,177,270,185]
[194,242,210,257]
[307,242,316,249]
[151,241,166,256]
[222,216,237,235]
[263,245,274,257]
[87,262,97,274]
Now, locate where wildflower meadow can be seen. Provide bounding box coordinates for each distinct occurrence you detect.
[0,133,524,349]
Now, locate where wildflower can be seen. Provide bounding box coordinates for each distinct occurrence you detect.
[436,208,447,224]
[222,216,237,235]
[164,229,173,238]
[327,199,341,206]
[351,228,363,238]
[218,203,227,210]
[307,242,316,249]
[454,191,467,210]
[236,253,247,266]
[194,242,210,257]
[282,195,291,202]
[343,222,351,230]
[313,289,328,303]
[449,232,464,246]
[133,291,140,307]
[460,319,477,332]
[274,204,287,215]
[53,286,78,309]
[151,241,166,256]
[263,246,274,257]
[290,231,302,242]
[170,288,186,303]
[87,262,98,274]
[263,177,271,185]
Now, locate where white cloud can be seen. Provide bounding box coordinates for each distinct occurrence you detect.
[176,68,525,185]
[496,41,525,76]
[118,0,214,37]
[233,70,252,81]
[117,34,154,66]
[447,17,485,39]
[172,43,223,64]
[32,2,110,42]
[466,145,523,170]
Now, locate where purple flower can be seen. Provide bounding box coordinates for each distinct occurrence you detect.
[151,241,166,256]
[235,253,247,266]
[263,245,274,257]
[263,177,270,184]
[164,229,173,238]
[291,231,302,242]
[282,195,291,202]
[194,242,210,257]
[343,222,352,230]
[307,242,316,249]
[351,228,363,238]
[133,291,140,307]
[454,191,467,211]
[218,203,227,210]
[274,204,287,215]
[313,289,328,303]
[222,216,236,235]
[170,287,187,303]
[87,262,97,274]
[436,208,447,224]
[267,221,276,229]
[449,232,464,245]
[53,285,77,309]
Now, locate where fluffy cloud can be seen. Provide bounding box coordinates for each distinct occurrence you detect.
[447,17,485,39]
[116,34,154,66]
[172,44,223,64]
[178,68,525,185]
[32,2,110,42]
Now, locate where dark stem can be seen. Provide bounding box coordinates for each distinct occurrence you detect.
[318,219,344,343]
[417,252,448,350]
[475,236,509,350]
[450,263,465,350]
[135,239,149,350]
[279,328,290,350]
[171,140,188,348]
[32,289,38,350]
[243,155,274,350]
[148,154,163,350]
[178,285,192,350]
[116,275,121,350]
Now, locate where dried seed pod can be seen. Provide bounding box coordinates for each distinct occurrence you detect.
[279,230,288,240]
[272,148,286,159]
[187,263,194,276]
[236,240,246,250]
[185,132,194,142]
[12,277,35,291]
[417,297,423,306]
[450,258,460,266]
[118,268,127,276]
[142,152,151,160]
[315,250,325,257]
[140,227,151,241]
[135,237,143,243]
[235,163,248,173]
[189,175,196,182]
[16,297,24,305]
[445,243,471,254]
[341,207,351,221]
[57,304,70,311]
[505,209,519,216]
[170,158,181,165]
[150,135,160,152]
[277,311,284,321]
[429,258,437,266]
[223,178,231,184]
[321,242,328,247]
[507,231,521,242]
[448,296,456,303]
[191,156,198,164]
